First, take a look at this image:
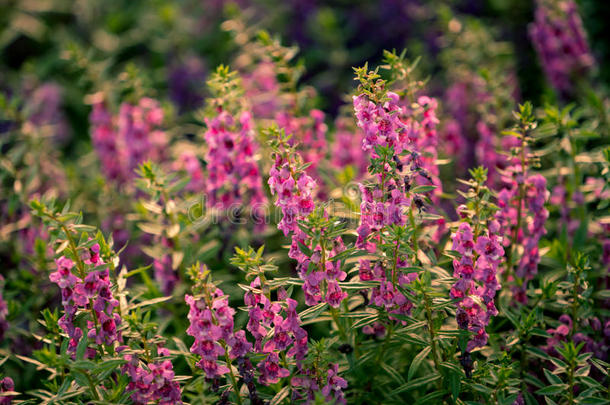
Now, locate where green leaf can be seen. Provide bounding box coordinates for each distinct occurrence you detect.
[408,346,431,381]
[594,290,610,300]
[411,185,436,194]
[536,384,567,396]
[297,241,312,257]
[75,336,88,360]
[388,373,441,396]
[470,383,493,395]
[299,302,327,320]
[526,347,552,361]
[270,386,290,405]
[532,122,558,139]
[544,368,562,385]
[130,296,172,309]
[448,369,460,401]
[382,363,406,386]
[137,222,164,236]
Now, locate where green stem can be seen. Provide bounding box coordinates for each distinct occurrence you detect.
[569,271,580,339]
[422,288,441,372]
[505,129,527,284]
[330,307,347,342]
[80,369,100,401]
[567,354,575,405]
[391,239,400,287]
[519,333,529,388]
[342,300,360,359]
[59,221,107,356]
[60,223,86,279]
[408,206,419,256]
[204,282,243,405]
[281,351,292,400]
[375,322,394,367]
[408,200,440,373]
[224,346,243,405]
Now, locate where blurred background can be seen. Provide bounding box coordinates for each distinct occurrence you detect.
[1,0,610,397]
[1,0,609,142]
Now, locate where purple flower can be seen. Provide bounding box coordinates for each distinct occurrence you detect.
[450,220,504,350]
[49,254,122,355]
[529,0,593,94]
[90,96,168,186]
[123,347,182,404]
[258,352,290,385]
[0,377,14,405]
[204,111,266,221]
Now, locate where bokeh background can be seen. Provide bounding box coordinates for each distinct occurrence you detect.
[1,0,609,136]
[1,0,610,400]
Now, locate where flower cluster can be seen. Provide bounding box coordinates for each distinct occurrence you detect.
[0,377,14,405]
[354,92,410,250]
[122,346,182,405]
[49,244,121,354]
[185,286,251,379]
[244,281,308,383]
[242,61,281,119]
[168,56,206,113]
[331,117,369,178]
[91,96,168,185]
[203,110,266,217]
[544,315,610,361]
[450,221,503,350]
[299,228,349,308]
[269,138,349,308]
[550,181,582,237]
[496,172,549,300]
[360,258,416,325]
[529,0,593,94]
[414,96,442,198]
[292,363,348,405]
[442,79,520,186]
[277,109,328,191]
[25,82,69,143]
[351,89,441,325]
[353,92,410,155]
[90,97,124,182]
[355,178,411,251]
[268,147,316,237]
[353,91,442,197]
[440,20,521,185]
[173,150,205,193]
[153,254,179,296]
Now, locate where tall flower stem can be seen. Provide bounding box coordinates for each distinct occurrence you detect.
[422,286,441,372]
[504,125,528,284]
[408,204,441,374]
[59,221,106,356]
[224,347,243,405]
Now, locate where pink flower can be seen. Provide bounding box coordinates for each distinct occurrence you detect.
[153,255,179,296]
[529,0,593,94]
[90,96,168,185]
[326,281,348,308]
[450,221,504,350]
[496,171,549,297]
[0,377,14,405]
[186,286,253,379]
[203,111,266,221]
[123,347,182,405]
[49,255,122,355]
[49,257,78,289]
[322,364,348,405]
[258,352,290,385]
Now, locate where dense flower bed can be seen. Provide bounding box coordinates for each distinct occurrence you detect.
[1,0,609,404]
